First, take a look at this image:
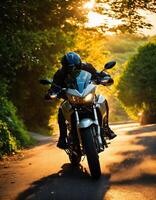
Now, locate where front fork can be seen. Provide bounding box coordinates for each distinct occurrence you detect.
[74,105,104,153]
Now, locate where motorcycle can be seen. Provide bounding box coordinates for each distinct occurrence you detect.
[40,61,116,178]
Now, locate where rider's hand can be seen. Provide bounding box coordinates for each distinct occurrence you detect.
[102,77,114,86]
[107,77,114,85]
[99,71,110,77]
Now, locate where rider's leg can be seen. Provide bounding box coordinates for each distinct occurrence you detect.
[57,107,68,149]
[103,100,117,140]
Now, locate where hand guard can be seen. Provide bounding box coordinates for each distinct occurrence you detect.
[100,76,114,86]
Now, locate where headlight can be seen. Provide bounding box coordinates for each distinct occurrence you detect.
[68,93,94,104]
[84,94,94,102]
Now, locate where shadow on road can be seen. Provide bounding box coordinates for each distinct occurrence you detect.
[15,124,156,199]
[111,173,156,185]
[107,124,156,187]
[126,124,156,135]
[110,134,156,175]
[16,163,111,200]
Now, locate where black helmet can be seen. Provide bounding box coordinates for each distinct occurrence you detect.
[61,52,81,70]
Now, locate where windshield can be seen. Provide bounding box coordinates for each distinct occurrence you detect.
[66,70,92,93]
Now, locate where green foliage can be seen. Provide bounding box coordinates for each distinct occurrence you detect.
[74,30,147,67]
[117,41,156,123]
[0,0,88,134]
[0,29,73,82]
[101,34,148,66]
[0,120,18,157]
[0,80,34,156]
[0,0,88,82]
[0,0,87,31]
[10,66,57,133]
[0,95,33,147]
[8,29,74,132]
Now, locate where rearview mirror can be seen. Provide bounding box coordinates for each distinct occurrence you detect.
[39,79,52,85]
[104,61,116,70]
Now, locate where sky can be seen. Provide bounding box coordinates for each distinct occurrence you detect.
[142,12,156,36]
[84,0,156,36]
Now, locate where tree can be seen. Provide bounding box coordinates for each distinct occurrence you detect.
[0,0,89,133]
[116,40,156,124]
[96,0,156,33]
[0,0,87,81]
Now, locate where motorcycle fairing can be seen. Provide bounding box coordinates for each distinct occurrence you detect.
[66,84,96,97]
[66,70,95,97]
[61,93,107,126]
[76,70,92,93]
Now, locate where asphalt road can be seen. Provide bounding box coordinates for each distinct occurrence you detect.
[0,123,156,200]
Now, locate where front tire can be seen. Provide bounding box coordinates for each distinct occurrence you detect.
[67,133,81,167]
[81,126,101,179]
[69,153,81,167]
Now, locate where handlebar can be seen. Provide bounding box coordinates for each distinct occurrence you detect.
[42,74,113,101]
[99,76,114,86]
[44,88,67,100]
[94,76,114,86]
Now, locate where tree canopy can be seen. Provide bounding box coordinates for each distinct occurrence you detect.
[96,0,156,33]
[0,0,89,135]
[0,0,88,155]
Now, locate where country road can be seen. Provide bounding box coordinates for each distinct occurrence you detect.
[0,123,156,200]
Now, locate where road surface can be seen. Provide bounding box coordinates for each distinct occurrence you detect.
[0,123,156,200]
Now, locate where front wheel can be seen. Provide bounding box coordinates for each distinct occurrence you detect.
[67,133,81,167]
[69,153,81,167]
[81,126,101,179]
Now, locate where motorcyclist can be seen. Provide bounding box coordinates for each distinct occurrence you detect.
[47,52,117,149]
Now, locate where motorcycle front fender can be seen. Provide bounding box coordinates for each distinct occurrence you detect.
[78,118,97,129]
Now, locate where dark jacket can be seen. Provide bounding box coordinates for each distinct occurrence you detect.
[46,62,113,99]
[52,62,98,88]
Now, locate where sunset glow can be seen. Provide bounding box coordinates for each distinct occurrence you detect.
[86,11,122,28]
[84,1,156,35]
[87,11,104,27]
[83,0,95,10]
[84,1,122,29]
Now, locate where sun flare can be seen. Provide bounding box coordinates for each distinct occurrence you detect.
[84,1,122,29]
[83,0,95,10]
[87,11,104,27]
[86,11,122,28]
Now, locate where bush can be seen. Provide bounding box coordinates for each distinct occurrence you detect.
[0,96,33,146]
[117,41,156,124]
[0,120,18,156]
[0,81,34,156]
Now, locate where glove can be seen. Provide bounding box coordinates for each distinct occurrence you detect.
[101,77,114,86]
[107,78,114,85]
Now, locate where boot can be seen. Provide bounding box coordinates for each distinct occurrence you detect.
[57,136,68,149]
[104,126,117,140]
